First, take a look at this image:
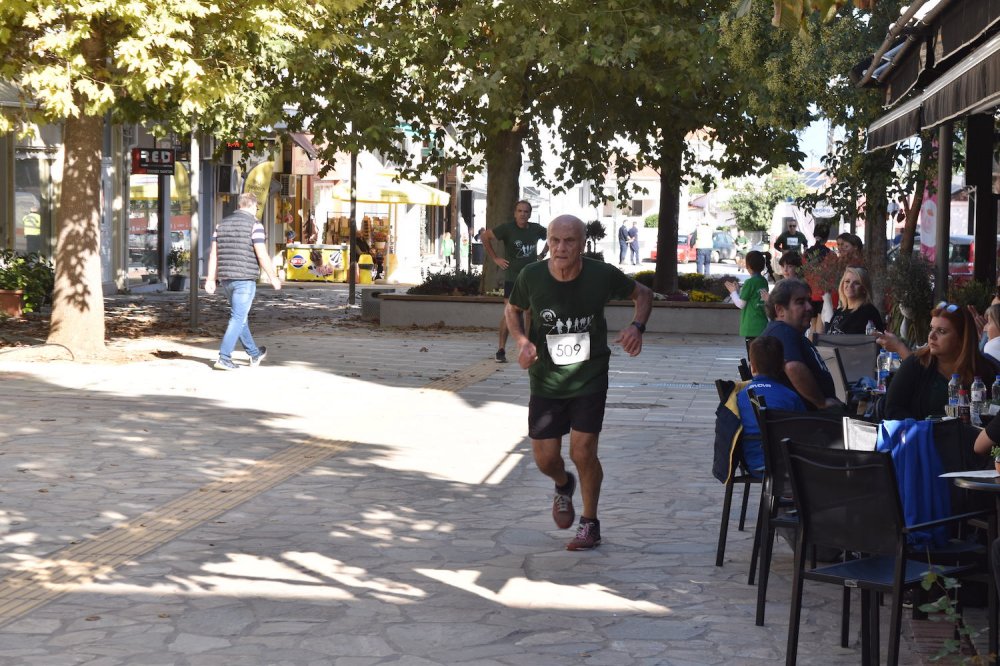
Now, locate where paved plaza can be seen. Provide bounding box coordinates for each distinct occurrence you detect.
[0,286,966,664]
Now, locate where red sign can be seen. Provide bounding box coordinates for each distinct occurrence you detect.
[131,148,175,175]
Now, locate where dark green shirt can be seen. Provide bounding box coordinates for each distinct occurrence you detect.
[492,221,547,281]
[510,259,636,398]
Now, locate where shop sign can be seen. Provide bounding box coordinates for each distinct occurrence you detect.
[131,148,175,175]
[289,254,307,268]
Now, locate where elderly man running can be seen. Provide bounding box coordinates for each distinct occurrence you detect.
[505,215,653,550]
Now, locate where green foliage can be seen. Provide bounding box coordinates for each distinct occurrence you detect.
[407,270,482,296]
[727,169,809,233]
[689,290,723,303]
[677,272,741,301]
[0,250,54,313]
[948,278,993,315]
[917,569,981,663]
[678,273,707,292]
[633,270,655,289]
[585,220,607,254]
[643,213,659,228]
[167,249,190,274]
[990,445,1000,461]
[886,252,933,345]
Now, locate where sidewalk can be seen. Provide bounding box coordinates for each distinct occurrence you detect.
[0,288,972,664]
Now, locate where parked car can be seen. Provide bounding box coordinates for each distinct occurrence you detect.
[649,233,696,263]
[711,231,740,264]
[887,233,979,277]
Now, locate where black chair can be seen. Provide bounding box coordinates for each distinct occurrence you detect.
[813,333,879,386]
[815,345,850,405]
[714,379,761,567]
[738,358,752,381]
[782,440,984,666]
[749,399,846,630]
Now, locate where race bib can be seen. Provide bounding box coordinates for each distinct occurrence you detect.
[546,332,590,366]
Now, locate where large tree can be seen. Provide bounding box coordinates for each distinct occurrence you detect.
[0,0,357,357]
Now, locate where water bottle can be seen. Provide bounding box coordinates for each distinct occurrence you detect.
[971,376,986,426]
[992,375,1000,404]
[876,350,890,392]
[958,389,972,424]
[865,320,877,336]
[890,352,901,373]
[948,374,961,409]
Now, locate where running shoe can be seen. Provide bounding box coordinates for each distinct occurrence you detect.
[566,519,601,551]
[552,471,576,529]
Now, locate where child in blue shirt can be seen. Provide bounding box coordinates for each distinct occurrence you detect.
[737,336,807,475]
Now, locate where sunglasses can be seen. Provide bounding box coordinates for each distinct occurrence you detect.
[936,301,960,313]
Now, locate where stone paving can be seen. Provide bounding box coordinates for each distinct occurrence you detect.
[0,286,973,664]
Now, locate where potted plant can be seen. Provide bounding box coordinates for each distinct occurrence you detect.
[991,445,1000,473]
[0,249,54,316]
[167,248,190,291]
[584,220,606,261]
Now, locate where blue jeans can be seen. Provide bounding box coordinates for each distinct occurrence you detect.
[219,279,261,362]
[696,249,712,275]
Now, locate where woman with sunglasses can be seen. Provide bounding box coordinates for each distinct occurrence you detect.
[884,302,1000,420]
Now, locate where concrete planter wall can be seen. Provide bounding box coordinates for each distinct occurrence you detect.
[378,294,739,334]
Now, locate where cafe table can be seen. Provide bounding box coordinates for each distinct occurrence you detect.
[950,471,1000,663]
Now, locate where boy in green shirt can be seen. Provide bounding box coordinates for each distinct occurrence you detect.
[725,250,769,341]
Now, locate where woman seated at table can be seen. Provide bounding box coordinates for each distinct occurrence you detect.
[825,266,883,335]
[982,303,1000,364]
[883,302,1000,420]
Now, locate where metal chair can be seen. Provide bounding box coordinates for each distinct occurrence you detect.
[782,440,984,666]
[748,398,845,630]
[815,345,850,405]
[813,333,878,386]
[713,379,761,567]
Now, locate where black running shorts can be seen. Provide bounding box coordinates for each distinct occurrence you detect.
[528,390,608,439]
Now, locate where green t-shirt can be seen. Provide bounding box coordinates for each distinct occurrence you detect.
[492,221,547,281]
[738,273,768,337]
[509,258,636,398]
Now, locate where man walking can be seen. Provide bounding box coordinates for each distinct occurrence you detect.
[482,200,548,363]
[205,193,281,370]
[506,215,653,550]
[694,219,713,276]
[628,220,640,265]
[617,220,629,265]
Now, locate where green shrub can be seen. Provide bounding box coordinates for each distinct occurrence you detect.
[643,213,658,228]
[948,277,993,314]
[633,270,655,288]
[689,290,721,302]
[407,269,482,296]
[0,250,54,313]
[678,273,706,291]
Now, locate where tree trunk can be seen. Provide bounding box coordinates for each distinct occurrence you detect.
[483,128,524,293]
[864,150,894,314]
[46,37,107,357]
[900,134,933,257]
[653,133,683,295]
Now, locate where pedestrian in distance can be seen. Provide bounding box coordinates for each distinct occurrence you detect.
[481,200,548,363]
[506,214,653,550]
[628,220,640,265]
[441,231,454,268]
[205,192,281,370]
[693,219,713,276]
[617,220,629,265]
[773,221,808,256]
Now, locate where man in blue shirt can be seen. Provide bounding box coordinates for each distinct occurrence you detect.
[737,336,806,475]
[759,278,842,411]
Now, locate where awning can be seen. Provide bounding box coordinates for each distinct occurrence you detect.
[332,171,450,206]
[922,30,1000,128]
[287,132,318,160]
[866,96,923,151]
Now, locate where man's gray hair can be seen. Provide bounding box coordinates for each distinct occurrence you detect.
[766,278,810,319]
[238,193,258,210]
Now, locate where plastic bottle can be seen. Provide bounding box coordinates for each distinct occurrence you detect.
[971,376,987,426]
[958,389,972,425]
[890,352,901,374]
[865,320,878,336]
[948,374,962,409]
[876,350,890,392]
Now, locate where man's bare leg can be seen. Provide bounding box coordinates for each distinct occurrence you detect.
[568,429,601,519]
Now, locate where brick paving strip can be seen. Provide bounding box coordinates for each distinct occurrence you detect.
[0,357,499,629]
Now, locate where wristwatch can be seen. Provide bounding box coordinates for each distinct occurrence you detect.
[631,321,646,334]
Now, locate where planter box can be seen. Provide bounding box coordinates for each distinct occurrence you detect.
[0,289,23,318]
[379,294,739,334]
